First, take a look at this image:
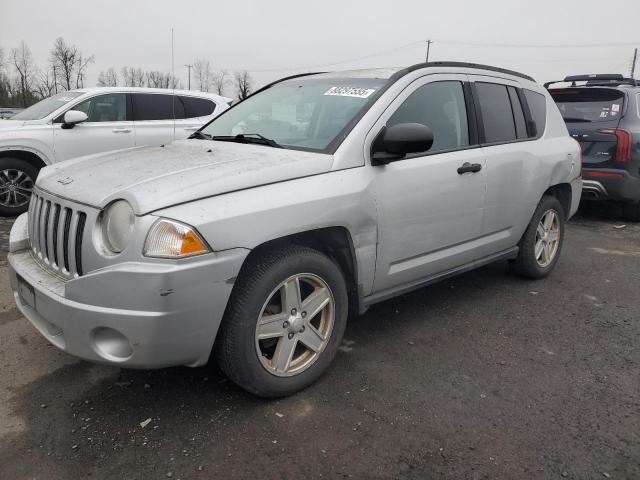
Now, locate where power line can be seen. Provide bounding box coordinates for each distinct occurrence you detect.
[234,37,638,74]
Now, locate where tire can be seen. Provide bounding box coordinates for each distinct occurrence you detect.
[215,245,348,398]
[0,157,38,217]
[622,202,640,222]
[510,195,565,279]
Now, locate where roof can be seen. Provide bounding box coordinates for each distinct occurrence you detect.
[70,86,232,101]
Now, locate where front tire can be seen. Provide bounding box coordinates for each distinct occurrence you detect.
[216,245,348,398]
[511,195,565,279]
[0,158,38,216]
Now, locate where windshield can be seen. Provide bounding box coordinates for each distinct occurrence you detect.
[11,91,84,120]
[201,78,387,152]
[550,88,624,123]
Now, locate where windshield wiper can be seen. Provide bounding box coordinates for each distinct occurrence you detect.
[188,131,212,140]
[211,133,283,148]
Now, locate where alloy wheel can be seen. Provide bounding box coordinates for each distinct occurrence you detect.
[0,169,34,208]
[535,209,560,267]
[255,273,335,377]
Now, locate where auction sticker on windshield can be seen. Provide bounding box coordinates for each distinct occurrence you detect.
[324,86,376,98]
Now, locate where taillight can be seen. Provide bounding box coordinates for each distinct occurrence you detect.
[597,128,633,163]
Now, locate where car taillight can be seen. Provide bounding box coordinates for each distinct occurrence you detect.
[597,128,633,163]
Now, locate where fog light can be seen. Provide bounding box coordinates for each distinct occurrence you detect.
[91,327,133,361]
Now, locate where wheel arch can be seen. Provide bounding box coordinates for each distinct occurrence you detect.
[240,226,362,317]
[543,183,572,220]
[0,149,48,172]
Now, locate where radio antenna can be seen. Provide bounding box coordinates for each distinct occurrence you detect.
[171,27,176,139]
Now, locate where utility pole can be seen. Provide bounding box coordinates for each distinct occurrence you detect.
[631,48,638,79]
[425,40,433,63]
[184,64,192,90]
[53,66,58,94]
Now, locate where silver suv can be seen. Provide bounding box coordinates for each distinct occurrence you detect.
[8,62,582,397]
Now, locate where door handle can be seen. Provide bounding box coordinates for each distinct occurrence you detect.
[184,126,199,131]
[112,128,131,133]
[457,162,482,174]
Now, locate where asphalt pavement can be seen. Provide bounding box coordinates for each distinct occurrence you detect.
[0,203,638,480]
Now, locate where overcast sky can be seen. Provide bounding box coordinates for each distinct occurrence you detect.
[1,0,639,95]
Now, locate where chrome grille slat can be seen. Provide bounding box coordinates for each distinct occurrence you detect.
[51,204,61,267]
[43,201,51,261]
[27,190,89,280]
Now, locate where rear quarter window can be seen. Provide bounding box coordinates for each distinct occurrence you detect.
[523,90,547,137]
[180,96,216,118]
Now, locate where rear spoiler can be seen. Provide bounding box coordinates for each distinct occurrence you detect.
[544,74,639,89]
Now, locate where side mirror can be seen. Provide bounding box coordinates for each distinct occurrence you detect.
[62,110,88,129]
[371,123,434,165]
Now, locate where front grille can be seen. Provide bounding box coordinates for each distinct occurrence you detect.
[28,191,87,279]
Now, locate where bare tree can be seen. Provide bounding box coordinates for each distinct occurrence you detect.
[11,41,37,106]
[121,66,146,87]
[75,53,94,88]
[146,70,171,88]
[35,68,57,98]
[234,70,252,100]
[49,37,94,90]
[213,69,229,96]
[192,59,213,92]
[97,67,118,87]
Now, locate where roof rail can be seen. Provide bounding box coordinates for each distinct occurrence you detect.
[544,74,638,89]
[392,61,536,82]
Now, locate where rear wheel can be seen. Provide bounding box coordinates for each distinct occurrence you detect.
[0,158,38,217]
[511,195,565,279]
[622,201,640,222]
[216,245,348,397]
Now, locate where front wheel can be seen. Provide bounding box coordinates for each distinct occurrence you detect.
[0,158,38,217]
[510,195,565,279]
[215,245,348,397]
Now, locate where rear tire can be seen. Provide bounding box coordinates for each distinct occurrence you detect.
[622,201,640,222]
[511,195,565,279]
[0,158,38,217]
[216,245,348,398]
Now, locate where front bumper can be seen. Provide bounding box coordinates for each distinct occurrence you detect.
[8,216,249,368]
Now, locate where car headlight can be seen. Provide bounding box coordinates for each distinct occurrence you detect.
[143,218,210,258]
[102,200,135,253]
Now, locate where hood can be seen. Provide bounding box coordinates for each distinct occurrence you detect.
[0,120,26,130]
[37,140,334,214]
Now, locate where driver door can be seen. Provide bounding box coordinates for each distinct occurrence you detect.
[369,75,488,293]
[53,92,135,161]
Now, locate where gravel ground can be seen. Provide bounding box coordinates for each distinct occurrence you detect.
[0,203,638,480]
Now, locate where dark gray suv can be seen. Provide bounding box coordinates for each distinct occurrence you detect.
[547,74,640,220]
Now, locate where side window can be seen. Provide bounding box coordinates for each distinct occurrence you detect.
[180,96,216,118]
[72,93,127,122]
[523,89,547,137]
[132,94,185,121]
[475,82,516,143]
[387,81,469,153]
[508,87,527,139]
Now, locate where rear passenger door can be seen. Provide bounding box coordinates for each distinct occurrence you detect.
[132,93,183,147]
[469,76,538,256]
[370,75,488,293]
[174,95,218,139]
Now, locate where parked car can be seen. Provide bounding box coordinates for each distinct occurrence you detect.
[0,108,23,120]
[546,74,640,220]
[0,87,231,216]
[8,62,581,397]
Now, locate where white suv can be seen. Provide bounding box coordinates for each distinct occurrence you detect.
[0,87,231,216]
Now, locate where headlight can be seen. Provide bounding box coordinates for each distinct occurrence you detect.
[102,200,134,253]
[143,218,210,258]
